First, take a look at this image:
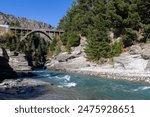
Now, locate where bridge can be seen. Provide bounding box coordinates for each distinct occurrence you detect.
[9,27,64,41]
[0,25,64,41]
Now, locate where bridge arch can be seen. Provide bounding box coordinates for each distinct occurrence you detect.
[20,30,53,42]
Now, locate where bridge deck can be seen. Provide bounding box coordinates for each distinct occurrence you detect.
[9,27,64,33]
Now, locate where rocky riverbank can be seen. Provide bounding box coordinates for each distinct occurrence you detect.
[0,78,49,99]
[0,78,82,100]
[46,43,150,84]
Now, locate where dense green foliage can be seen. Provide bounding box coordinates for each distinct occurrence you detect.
[59,0,150,61]
[21,34,50,68]
[3,33,20,51]
[4,33,50,68]
[111,41,122,57]
[49,36,62,56]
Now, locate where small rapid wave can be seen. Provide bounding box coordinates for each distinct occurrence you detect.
[58,82,77,88]
[53,75,77,88]
[55,75,70,81]
[133,86,150,91]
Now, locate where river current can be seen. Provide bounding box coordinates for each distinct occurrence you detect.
[30,70,150,100]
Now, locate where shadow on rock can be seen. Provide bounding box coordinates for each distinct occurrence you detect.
[0,56,17,82]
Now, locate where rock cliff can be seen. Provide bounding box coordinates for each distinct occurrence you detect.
[0,12,51,29]
[0,48,17,82]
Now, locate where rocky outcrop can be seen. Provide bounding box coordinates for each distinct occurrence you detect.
[9,53,31,71]
[141,44,150,60]
[46,56,88,71]
[112,43,150,71]
[113,53,148,71]
[0,48,17,81]
[0,78,50,99]
[0,78,82,100]
[46,36,89,71]
[129,44,142,55]
[0,12,51,29]
[0,56,17,82]
[0,49,31,71]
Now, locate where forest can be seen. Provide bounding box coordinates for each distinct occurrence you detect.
[59,0,150,61]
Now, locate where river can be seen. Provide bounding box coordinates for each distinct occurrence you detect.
[27,70,150,100]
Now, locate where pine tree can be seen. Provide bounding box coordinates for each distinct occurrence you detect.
[137,0,150,24]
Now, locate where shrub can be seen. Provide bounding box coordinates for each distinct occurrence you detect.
[122,28,137,47]
[111,41,122,56]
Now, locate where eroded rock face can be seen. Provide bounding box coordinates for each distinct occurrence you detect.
[46,40,88,71]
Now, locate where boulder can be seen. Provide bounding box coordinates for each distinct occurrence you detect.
[55,52,70,62]
[113,52,148,71]
[71,46,83,57]
[46,56,89,71]
[129,44,142,55]
[0,48,31,71]
[55,50,82,62]
[142,44,150,60]
[9,54,31,71]
[63,56,88,70]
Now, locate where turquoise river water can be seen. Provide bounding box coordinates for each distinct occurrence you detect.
[30,70,150,100]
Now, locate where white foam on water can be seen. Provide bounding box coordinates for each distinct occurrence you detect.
[133,86,150,91]
[141,86,150,90]
[63,75,71,81]
[64,82,77,88]
[55,75,70,81]
[57,82,77,88]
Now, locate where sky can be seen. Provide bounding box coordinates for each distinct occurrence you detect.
[0,0,73,27]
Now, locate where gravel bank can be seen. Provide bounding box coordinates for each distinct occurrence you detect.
[71,67,150,83]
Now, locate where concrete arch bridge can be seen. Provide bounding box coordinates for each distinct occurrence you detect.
[9,27,64,42]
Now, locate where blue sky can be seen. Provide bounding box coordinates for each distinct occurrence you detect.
[0,0,73,27]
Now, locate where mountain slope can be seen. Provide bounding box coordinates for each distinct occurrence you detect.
[0,12,51,29]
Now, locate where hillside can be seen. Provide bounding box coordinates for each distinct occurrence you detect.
[0,12,51,29]
[45,0,150,83]
[58,0,150,61]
